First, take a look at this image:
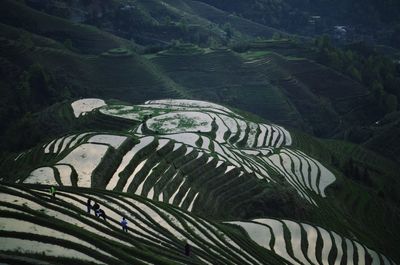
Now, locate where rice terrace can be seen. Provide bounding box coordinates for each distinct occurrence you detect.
[0,98,397,264]
[1,0,400,264]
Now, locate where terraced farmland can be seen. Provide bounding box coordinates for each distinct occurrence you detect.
[263,148,336,204]
[1,0,399,262]
[0,184,286,264]
[2,98,399,263]
[0,183,396,264]
[228,218,396,265]
[19,99,336,210]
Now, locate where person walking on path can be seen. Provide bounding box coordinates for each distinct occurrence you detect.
[184,241,191,257]
[98,209,107,222]
[92,202,100,216]
[87,198,92,214]
[121,217,128,232]
[49,186,56,199]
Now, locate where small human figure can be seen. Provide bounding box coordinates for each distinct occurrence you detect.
[49,186,56,198]
[92,202,100,216]
[87,198,92,214]
[184,241,191,257]
[120,217,128,232]
[98,209,107,222]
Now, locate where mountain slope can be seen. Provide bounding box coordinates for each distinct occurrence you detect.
[1,98,398,263]
[0,1,399,264]
[0,183,287,264]
[197,0,400,47]
[1,183,396,264]
[0,0,387,150]
[150,46,376,136]
[23,0,288,46]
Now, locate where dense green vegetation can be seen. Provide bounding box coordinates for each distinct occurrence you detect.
[314,37,400,118]
[198,0,400,47]
[24,0,283,47]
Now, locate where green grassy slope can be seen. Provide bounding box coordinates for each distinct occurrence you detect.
[0,0,386,144]
[362,112,400,163]
[151,48,304,127]
[0,9,184,100]
[0,1,192,151]
[0,0,133,55]
[150,46,375,137]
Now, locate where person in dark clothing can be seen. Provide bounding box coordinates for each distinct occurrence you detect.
[184,242,191,257]
[87,198,92,214]
[92,202,100,216]
[98,209,107,222]
[121,217,128,232]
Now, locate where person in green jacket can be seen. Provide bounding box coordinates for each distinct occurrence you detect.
[49,186,56,198]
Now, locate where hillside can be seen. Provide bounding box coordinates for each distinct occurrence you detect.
[23,0,287,46]
[356,112,400,163]
[197,0,400,48]
[0,183,395,264]
[0,0,395,150]
[1,98,399,263]
[0,1,400,263]
[0,183,286,264]
[0,0,188,151]
[150,45,376,137]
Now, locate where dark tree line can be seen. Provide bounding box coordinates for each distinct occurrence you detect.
[198,0,400,46]
[314,36,400,115]
[0,60,72,152]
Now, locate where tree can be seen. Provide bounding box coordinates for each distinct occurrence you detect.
[370,81,384,103]
[64,38,73,50]
[347,66,362,82]
[315,35,332,50]
[163,16,172,25]
[384,94,398,113]
[222,23,233,39]
[18,31,34,50]
[272,32,281,40]
[391,24,400,48]
[16,64,56,112]
[178,18,188,33]
[171,39,181,47]
[28,64,55,103]
[207,36,219,48]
